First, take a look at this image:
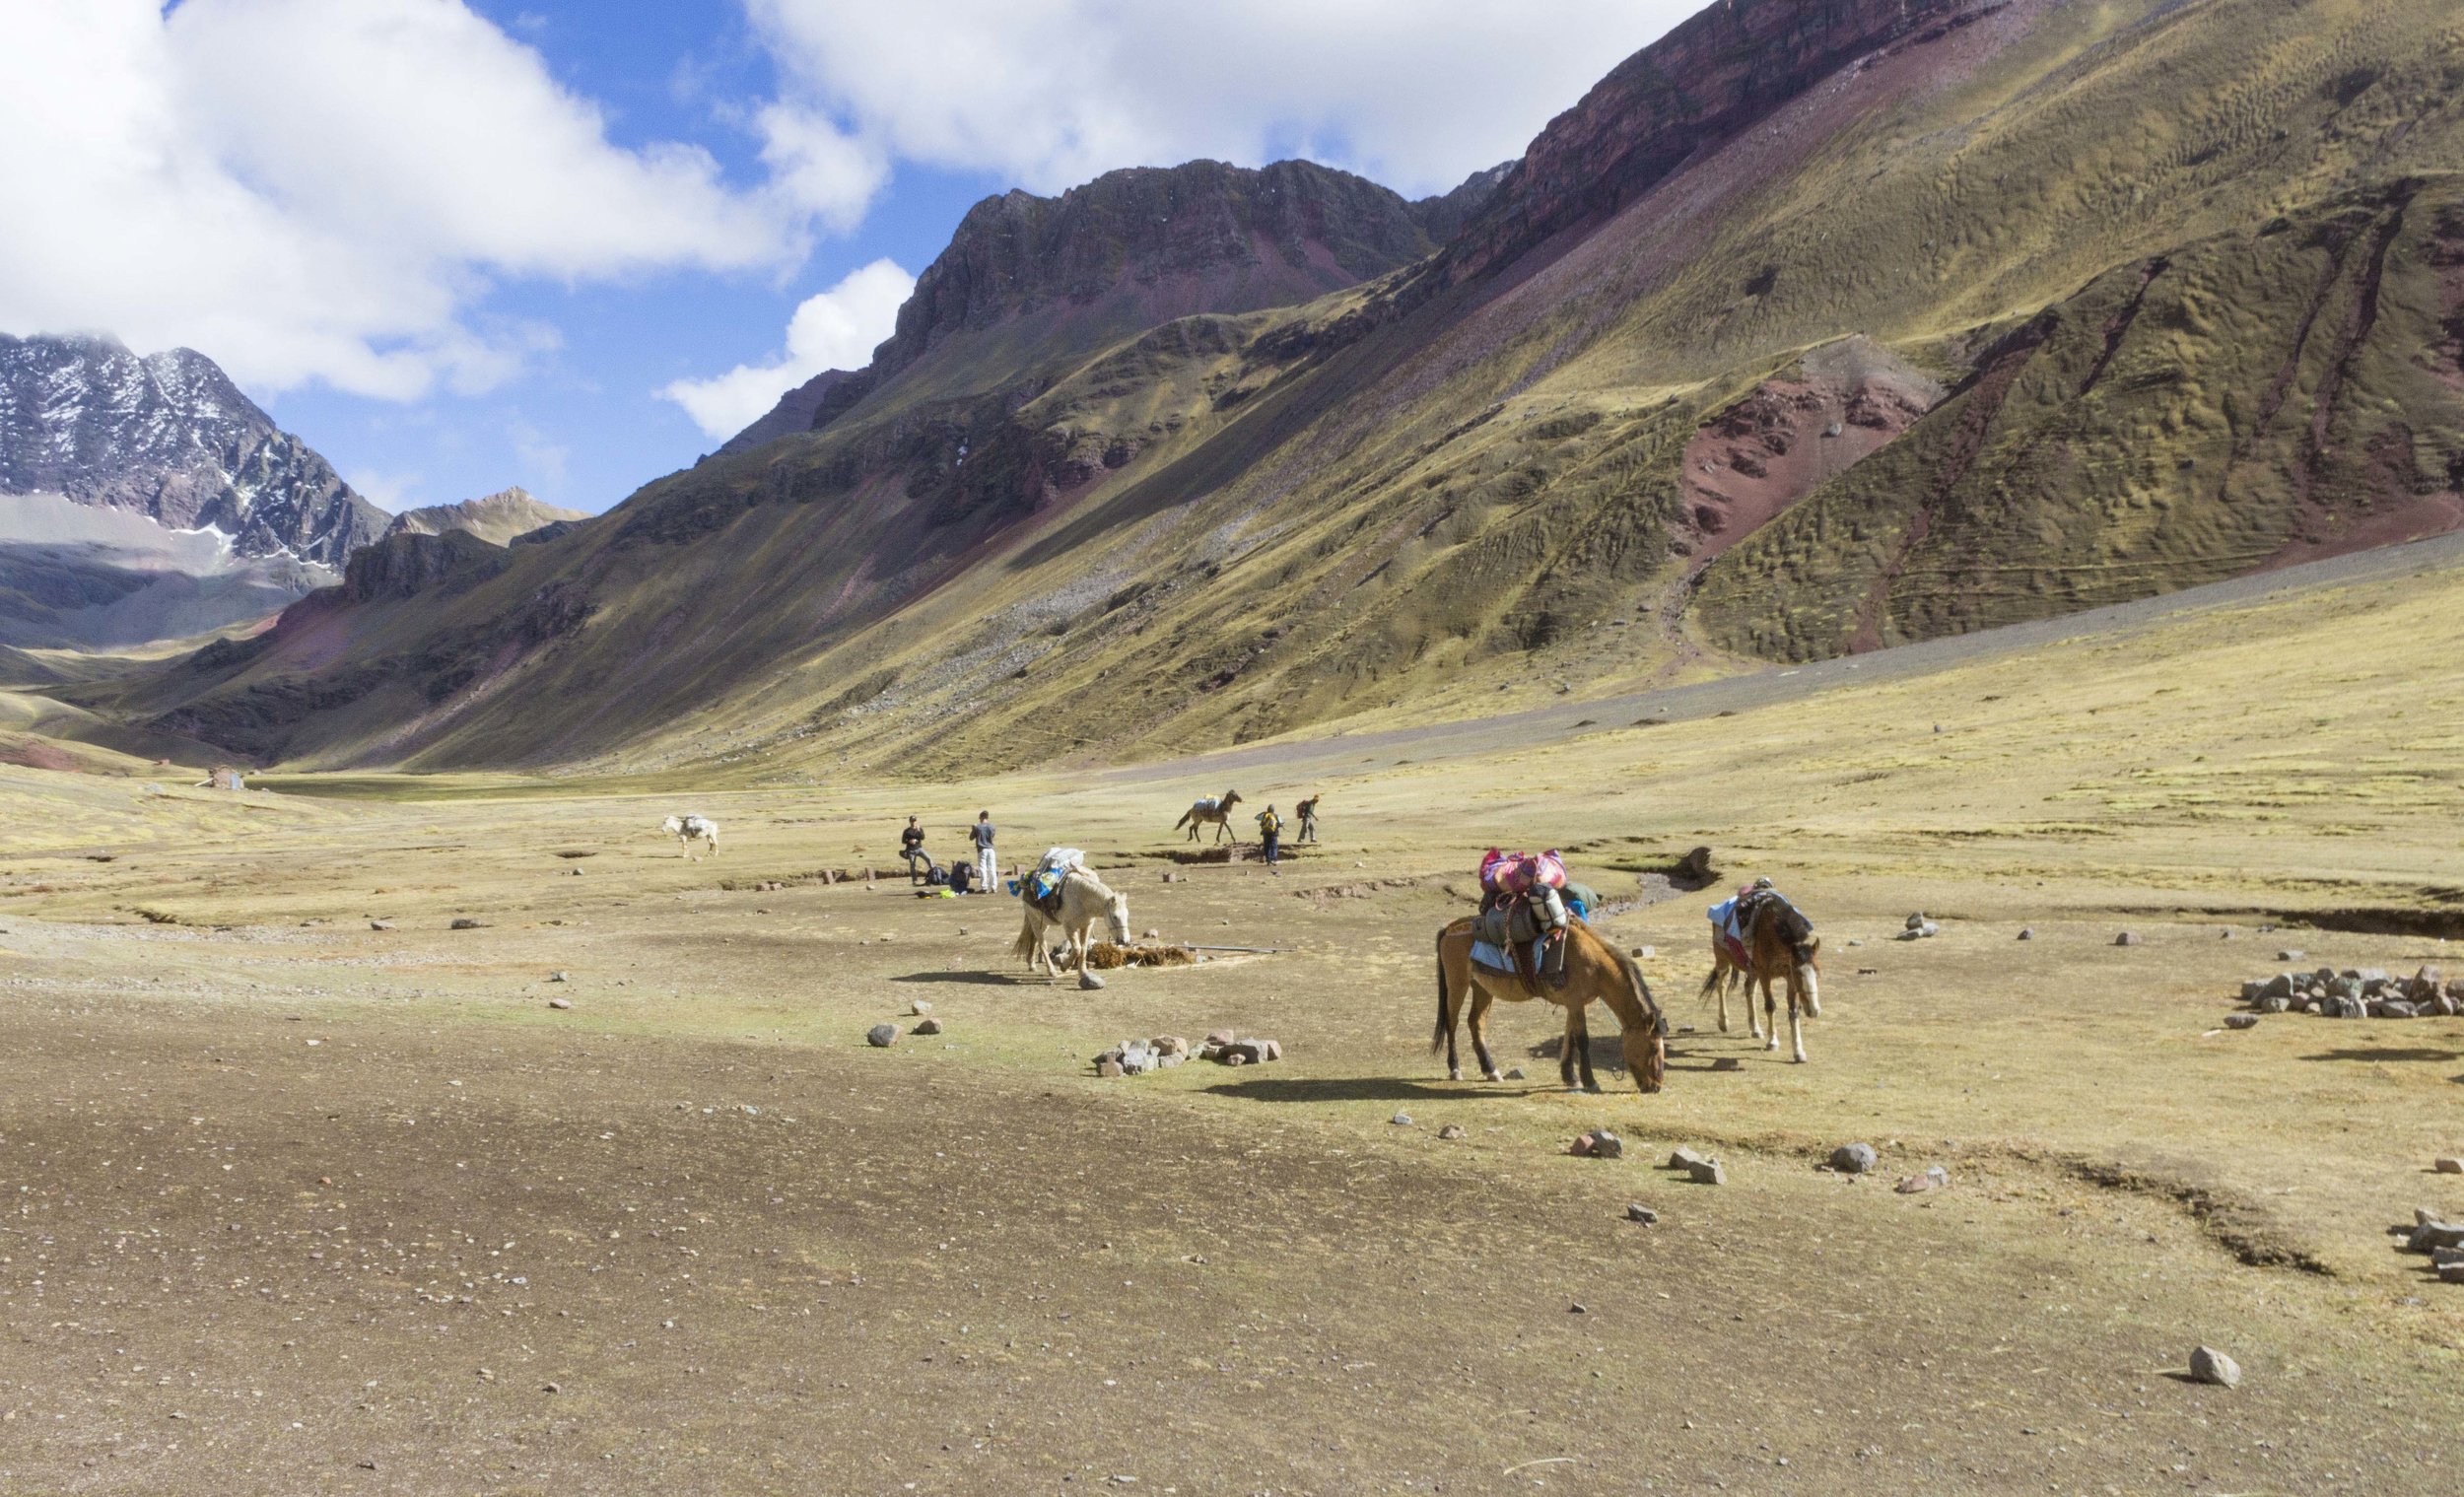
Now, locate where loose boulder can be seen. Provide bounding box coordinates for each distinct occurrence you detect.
[865,1024,899,1048]
[2189,1346,2241,1389]
[1829,1143,1879,1175]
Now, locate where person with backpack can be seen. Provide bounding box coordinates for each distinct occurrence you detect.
[1296,794,1321,843]
[970,811,998,895]
[900,816,933,884]
[1256,804,1283,868]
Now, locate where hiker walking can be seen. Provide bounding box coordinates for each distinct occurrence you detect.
[971,810,998,895]
[1295,794,1320,843]
[900,816,934,884]
[1256,803,1283,869]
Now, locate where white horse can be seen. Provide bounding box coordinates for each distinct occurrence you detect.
[660,813,719,859]
[1011,866,1130,978]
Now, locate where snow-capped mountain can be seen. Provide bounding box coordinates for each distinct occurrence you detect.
[0,332,387,566]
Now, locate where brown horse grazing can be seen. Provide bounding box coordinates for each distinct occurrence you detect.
[1434,919,1668,1094]
[1701,893,1823,1062]
[1174,790,1244,844]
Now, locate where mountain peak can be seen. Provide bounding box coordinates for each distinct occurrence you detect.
[386,486,586,547]
[0,332,386,567]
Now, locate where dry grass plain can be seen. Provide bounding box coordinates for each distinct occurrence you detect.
[3,559,2463,1495]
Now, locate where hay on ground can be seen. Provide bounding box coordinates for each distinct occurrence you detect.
[1085,942,1199,970]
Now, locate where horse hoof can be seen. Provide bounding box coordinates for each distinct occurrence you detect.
[1792,1052,1808,1064]
[1448,1068,1463,1082]
[1482,1070,1504,1083]
[1764,1038,1779,1053]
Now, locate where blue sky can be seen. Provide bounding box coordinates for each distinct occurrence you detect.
[2,1,1692,516]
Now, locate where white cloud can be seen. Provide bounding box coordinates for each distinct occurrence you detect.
[745,0,1694,197]
[0,0,874,401]
[347,468,420,513]
[659,258,915,440]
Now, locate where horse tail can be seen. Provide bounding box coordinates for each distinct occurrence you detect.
[1174,808,1194,830]
[1431,926,1453,1055]
[1011,908,1040,965]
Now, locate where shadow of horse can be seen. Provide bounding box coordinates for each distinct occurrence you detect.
[890,971,1031,987]
[1203,1076,1533,1105]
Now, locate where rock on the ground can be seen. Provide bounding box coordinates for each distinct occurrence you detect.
[1905,913,1929,930]
[546,996,572,1010]
[1685,1158,1726,1186]
[2277,949,2304,962]
[1569,1129,1624,1160]
[1095,1058,1124,1078]
[1079,971,1105,990]
[548,971,569,983]
[1438,1123,1468,1141]
[450,918,483,930]
[912,1017,943,1036]
[2434,1157,2463,1175]
[370,920,394,930]
[2113,931,2141,947]
[2189,1346,2241,1389]
[1392,1113,1414,1126]
[1624,1203,1659,1225]
[910,1000,933,1016]
[2224,1014,2259,1030]
[865,1024,899,1048]
[2017,927,2033,940]
[1668,1147,1710,1171]
[1712,1056,1743,1071]
[1830,1142,1879,1175]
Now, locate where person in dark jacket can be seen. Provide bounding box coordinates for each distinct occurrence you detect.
[900,817,933,884]
[970,811,997,895]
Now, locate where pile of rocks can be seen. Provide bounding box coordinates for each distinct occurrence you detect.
[2399,1207,2464,1284]
[1899,913,1941,941]
[1094,1035,1189,1077]
[1198,1029,1282,1066]
[2239,964,2457,1019]
[1567,1129,1624,1159]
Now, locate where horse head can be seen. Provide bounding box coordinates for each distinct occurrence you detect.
[1613,948,1668,1094]
[659,815,684,836]
[1222,790,1243,809]
[1104,892,1132,945]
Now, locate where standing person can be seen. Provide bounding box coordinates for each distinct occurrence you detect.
[900,816,932,884]
[971,810,998,895]
[1256,803,1283,869]
[1295,794,1320,844]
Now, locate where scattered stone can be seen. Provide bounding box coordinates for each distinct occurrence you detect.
[1438,1123,1467,1141]
[2016,927,2033,941]
[2224,1014,2259,1030]
[1895,1167,1949,1194]
[1624,1203,1659,1226]
[865,1024,899,1048]
[2410,1217,2464,1252]
[1712,1056,1743,1071]
[450,918,483,930]
[1668,1147,1710,1171]
[1096,1059,1125,1078]
[1904,913,1929,930]
[2189,1346,2241,1389]
[2432,1157,2462,1175]
[548,971,569,983]
[912,1017,943,1036]
[1629,944,1657,959]
[1685,1158,1726,1187]
[546,997,572,1010]
[1392,1113,1415,1126]
[370,920,394,931]
[2277,949,2304,962]
[1503,1066,1527,1080]
[1079,971,1105,990]
[910,1000,933,1016]
[1142,927,1160,940]
[1160,872,1176,883]
[2113,931,2141,947]
[1846,937,1865,947]
[1569,1129,1624,1160]
[1829,1143,1879,1175]
[542,1382,561,1395]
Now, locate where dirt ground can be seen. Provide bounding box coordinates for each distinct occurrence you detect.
[4,563,2464,1495]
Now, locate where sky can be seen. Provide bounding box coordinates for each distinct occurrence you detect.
[0,0,1693,515]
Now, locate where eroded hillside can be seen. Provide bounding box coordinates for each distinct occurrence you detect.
[79,0,2464,777]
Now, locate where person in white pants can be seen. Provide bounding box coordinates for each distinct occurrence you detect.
[972,811,998,895]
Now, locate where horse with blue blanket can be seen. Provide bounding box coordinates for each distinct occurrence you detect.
[1702,881,1823,1062]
